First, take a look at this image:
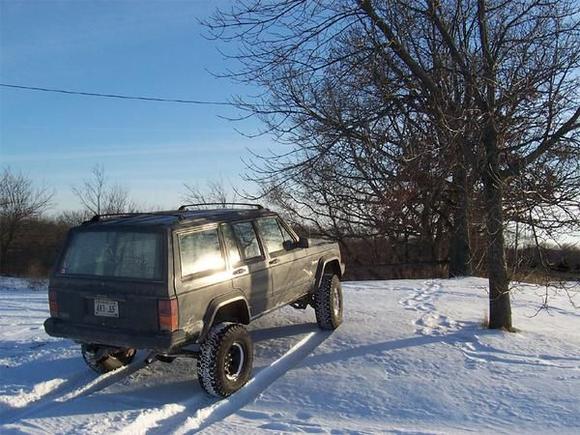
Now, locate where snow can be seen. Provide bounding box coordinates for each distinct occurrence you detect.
[0,379,66,409]
[0,276,579,434]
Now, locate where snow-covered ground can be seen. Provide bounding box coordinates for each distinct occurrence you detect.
[0,276,579,434]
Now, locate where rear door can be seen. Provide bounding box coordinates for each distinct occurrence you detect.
[173,225,233,334]
[225,221,272,315]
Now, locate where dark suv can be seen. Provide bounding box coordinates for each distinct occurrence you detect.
[44,204,344,397]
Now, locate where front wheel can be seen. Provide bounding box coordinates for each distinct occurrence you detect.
[314,274,343,330]
[197,323,253,398]
[81,344,136,374]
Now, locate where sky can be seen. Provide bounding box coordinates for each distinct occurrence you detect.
[0,0,274,212]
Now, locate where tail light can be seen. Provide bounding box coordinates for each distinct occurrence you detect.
[49,289,58,317]
[158,298,178,331]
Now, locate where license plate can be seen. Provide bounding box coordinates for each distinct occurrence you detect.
[94,298,119,318]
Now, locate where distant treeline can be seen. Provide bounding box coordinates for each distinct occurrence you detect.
[3,215,578,282]
[338,237,580,281]
[1,216,70,277]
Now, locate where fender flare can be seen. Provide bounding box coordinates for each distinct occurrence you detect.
[314,255,344,289]
[199,290,251,342]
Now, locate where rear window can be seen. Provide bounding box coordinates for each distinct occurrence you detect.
[59,230,164,280]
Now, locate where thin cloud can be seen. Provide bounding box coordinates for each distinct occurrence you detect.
[1,143,247,163]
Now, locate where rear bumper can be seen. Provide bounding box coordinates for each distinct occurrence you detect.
[44,317,191,352]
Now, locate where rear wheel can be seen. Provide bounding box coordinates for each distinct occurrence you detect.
[314,274,343,330]
[197,323,253,398]
[81,344,136,374]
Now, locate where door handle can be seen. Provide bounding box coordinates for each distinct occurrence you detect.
[232,267,247,276]
[269,259,280,265]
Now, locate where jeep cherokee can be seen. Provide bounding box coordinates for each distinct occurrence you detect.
[44,203,344,397]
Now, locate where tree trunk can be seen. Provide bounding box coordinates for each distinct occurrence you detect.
[448,159,472,277]
[482,121,512,330]
[0,244,8,274]
[0,219,17,274]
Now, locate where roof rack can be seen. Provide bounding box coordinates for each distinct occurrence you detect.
[84,211,182,224]
[177,203,263,211]
[86,213,145,223]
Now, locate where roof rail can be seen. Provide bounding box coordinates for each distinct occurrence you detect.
[85,212,146,223]
[177,203,263,211]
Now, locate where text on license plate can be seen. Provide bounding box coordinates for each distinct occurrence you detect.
[94,299,119,317]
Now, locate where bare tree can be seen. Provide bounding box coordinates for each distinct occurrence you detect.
[206,0,474,274]
[182,179,240,207]
[258,110,450,259]
[504,152,580,283]
[0,167,53,273]
[207,0,580,330]
[72,165,136,215]
[54,209,92,227]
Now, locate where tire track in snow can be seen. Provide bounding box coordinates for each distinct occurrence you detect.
[142,330,331,434]
[118,403,188,435]
[0,378,67,409]
[0,369,92,422]
[0,353,151,426]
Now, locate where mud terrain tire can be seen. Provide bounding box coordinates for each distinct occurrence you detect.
[314,274,343,330]
[198,323,253,398]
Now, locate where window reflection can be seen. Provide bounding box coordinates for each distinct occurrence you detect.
[60,231,163,280]
[179,229,225,276]
[256,218,293,254]
[231,222,262,260]
[222,224,242,265]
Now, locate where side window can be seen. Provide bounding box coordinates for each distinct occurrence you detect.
[221,224,241,266]
[256,217,287,254]
[277,219,296,244]
[231,221,262,261]
[179,228,225,277]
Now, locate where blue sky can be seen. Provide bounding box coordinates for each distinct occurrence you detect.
[0,0,274,212]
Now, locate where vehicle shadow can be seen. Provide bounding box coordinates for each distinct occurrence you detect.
[297,334,448,369]
[251,322,318,343]
[295,320,498,370]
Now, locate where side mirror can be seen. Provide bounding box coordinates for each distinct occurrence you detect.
[297,237,310,248]
[282,240,295,251]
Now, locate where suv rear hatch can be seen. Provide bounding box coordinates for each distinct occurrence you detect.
[45,228,180,349]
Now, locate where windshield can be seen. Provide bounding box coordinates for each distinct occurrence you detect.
[59,230,164,280]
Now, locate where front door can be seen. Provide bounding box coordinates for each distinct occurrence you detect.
[224,221,272,315]
[255,217,303,305]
